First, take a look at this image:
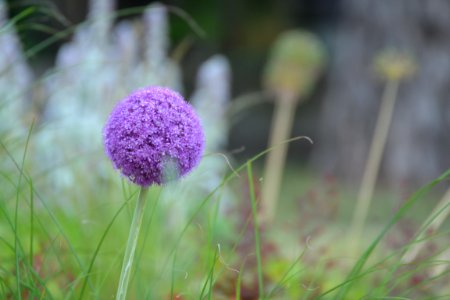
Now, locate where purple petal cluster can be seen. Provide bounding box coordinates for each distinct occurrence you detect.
[103,86,205,186]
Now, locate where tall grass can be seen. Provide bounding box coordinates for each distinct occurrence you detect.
[1,124,449,299]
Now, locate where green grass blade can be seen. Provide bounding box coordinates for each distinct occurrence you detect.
[150,136,311,290]
[0,139,95,293]
[199,245,218,300]
[375,201,450,297]
[266,248,307,298]
[170,249,178,300]
[328,168,450,299]
[235,261,244,300]
[246,161,264,298]
[78,195,134,300]
[0,7,35,33]
[14,122,34,299]
[207,246,219,300]
[29,178,34,269]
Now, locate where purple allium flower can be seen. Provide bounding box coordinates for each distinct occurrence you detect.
[103,86,205,186]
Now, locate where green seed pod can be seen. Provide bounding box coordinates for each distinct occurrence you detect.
[263,30,327,101]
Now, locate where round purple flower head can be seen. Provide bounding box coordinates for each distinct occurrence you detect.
[103,86,205,186]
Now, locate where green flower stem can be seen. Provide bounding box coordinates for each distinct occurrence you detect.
[116,187,149,300]
[350,80,399,249]
[261,92,297,224]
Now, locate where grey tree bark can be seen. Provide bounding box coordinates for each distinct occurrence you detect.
[313,0,450,187]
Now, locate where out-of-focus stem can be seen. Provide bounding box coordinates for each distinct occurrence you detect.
[402,188,450,264]
[260,92,297,224]
[116,187,149,300]
[350,80,399,248]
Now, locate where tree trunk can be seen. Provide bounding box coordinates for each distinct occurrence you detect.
[313,0,450,187]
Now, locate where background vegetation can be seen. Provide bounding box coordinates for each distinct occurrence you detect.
[1,0,449,299]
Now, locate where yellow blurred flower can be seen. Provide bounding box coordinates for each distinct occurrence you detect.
[374,49,416,81]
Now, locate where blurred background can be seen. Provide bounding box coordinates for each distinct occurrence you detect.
[4,0,450,189]
[2,1,450,298]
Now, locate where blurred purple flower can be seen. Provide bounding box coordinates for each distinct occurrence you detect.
[103,86,204,186]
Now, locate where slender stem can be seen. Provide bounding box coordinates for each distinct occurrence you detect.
[116,187,149,300]
[350,80,399,249]
[260,93,297,224]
